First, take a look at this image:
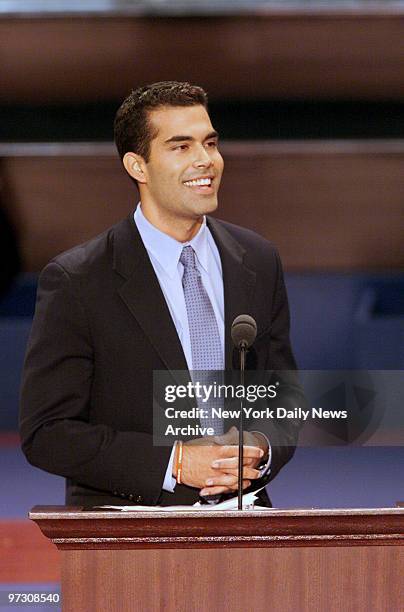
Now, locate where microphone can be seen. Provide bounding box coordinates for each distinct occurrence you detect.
[231,315,257,510]
[231,314,257,350]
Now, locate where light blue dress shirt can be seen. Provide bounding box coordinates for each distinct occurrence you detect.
[134,204,224,491]
[134,204,225,370]
[134,204,271,495]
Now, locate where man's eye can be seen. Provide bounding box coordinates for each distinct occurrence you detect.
[174,144,188,151]
[206,141,218,148]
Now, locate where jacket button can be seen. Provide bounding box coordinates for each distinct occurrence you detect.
[136,495,142,503]
[128,494,134,501]
[113,491,118,496]
[120,492,126,498]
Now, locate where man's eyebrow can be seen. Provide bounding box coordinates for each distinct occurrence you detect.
[164,130,219,144]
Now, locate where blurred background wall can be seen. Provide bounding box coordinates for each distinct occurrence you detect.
[0,0,403,590]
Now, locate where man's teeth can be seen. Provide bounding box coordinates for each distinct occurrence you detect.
[184,178,212,187]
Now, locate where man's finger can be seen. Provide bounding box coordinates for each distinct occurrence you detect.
[218,444,263,459]
[200,480,251,497]
[211,456,255,469]
[205,473,238,488]
[210,466,260,480]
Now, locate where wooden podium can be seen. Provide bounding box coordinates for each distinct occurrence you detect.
[30,506,404,612]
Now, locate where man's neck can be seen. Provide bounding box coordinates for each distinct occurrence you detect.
[140,204,203,243]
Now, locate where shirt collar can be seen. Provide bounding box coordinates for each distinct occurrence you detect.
[134,203,210,279]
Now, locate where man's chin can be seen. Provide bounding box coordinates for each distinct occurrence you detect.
[195,195,219,216]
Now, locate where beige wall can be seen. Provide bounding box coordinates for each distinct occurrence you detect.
[1,141,403,272]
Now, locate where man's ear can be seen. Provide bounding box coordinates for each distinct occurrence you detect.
[123,152,147,183]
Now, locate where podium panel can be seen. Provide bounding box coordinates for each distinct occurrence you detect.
[30,507,404,612]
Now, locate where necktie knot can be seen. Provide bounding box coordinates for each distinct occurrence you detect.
[180,245,197,270]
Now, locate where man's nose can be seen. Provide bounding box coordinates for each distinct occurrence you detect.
[192,145,213,168]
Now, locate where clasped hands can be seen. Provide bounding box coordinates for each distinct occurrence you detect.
[173,426,268,497]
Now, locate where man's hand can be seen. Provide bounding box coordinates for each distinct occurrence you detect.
[173,427,266,497]
[199,426,269,496]
[214,426,269,467]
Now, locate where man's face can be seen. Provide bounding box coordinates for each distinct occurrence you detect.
[140,105,224,222]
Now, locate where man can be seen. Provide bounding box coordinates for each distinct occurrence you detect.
[20,81,302,507]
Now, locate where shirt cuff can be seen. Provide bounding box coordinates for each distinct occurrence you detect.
[251,431,272,478]
[162,442,177,493]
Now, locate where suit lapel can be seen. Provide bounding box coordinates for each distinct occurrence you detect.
[112,215,188,374]
[206,217,256,370]
[112,214,257,375]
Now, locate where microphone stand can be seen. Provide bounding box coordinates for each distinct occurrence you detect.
[238,341,247,510]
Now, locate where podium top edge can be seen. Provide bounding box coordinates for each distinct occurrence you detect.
[28,506,404,520]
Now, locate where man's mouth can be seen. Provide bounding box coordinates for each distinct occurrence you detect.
[183,177,213,188]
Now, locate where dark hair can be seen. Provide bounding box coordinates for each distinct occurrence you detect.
[114,81,208,163]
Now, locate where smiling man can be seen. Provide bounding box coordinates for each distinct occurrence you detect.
[123,105,222,238]
[20,82,302,507]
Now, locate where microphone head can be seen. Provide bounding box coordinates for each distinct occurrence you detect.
[231,314,257,349]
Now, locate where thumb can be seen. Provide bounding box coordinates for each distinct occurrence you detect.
[214,425,238,445]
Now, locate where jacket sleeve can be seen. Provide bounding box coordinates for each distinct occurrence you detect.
[19,262,171,505]
[247,249,304,484]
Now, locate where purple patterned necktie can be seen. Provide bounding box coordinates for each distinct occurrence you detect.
[180,245,224,435]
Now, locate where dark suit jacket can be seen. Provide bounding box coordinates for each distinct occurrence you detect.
[19,214,303,507]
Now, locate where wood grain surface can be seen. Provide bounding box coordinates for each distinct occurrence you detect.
[30,506,404,549]
[27,507,404,610]
[60,546,404,612]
